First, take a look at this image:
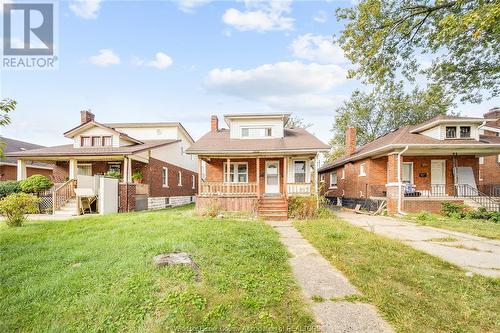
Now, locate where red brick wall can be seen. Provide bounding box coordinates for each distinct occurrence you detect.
[143,158,198,197]
[321,157,375,198]
[403,199,464,214]
[119,183,136,212]
[480,155,500,185]
[53,162,69,182]
[0,165,53,181]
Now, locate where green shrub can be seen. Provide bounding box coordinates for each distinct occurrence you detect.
[132,170,143,182]
[416,211,435,221]
[441,201,467,217]
[19,175,53,194]
[105,171,121,179]
[0,180,21,198]
[489,212,500,223]
[288,196,318,219]
[0,193,40,227]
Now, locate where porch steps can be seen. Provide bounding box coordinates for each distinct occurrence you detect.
[258,197,288,221]
[53,198,78,216]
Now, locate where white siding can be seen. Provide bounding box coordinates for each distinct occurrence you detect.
[150,141,197,172]
[421,126,441,140]
[73,127,120,148]
[228,118,284,139]
[111,126,179,141]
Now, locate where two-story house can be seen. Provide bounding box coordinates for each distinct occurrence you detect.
[319,115,500,214]
[6,111,198,213]
[186,113,330,220]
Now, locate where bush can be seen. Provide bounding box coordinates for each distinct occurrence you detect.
[19,175,53,194]
[202,199,221,218]
[0,193,40,227]
[441,201,467,217]
[105,171,121,179]
[0,181,21,198]
[416,211,435,221]
[288,196,318,219]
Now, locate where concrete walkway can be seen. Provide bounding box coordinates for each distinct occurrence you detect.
[267,221,393,333]
[337,211,500,278]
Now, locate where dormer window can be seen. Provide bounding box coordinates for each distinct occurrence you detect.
[460,126,471,138]
[446,127,457,139]
[241,127,272,138]
[81,136,92,147]
[81,135,112,147]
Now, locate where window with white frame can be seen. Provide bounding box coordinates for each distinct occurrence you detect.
[192,174,196,189]
[359,163,366,176]
[402,162,413,184]
[241,127,272,138]
[479,156,485,164]
[320,174,325,182]
[341,167,345,179]
[162,167,168,187]
[330,171,337,188]
[178,171,182,186]
[77,164,92,176]
[294,161,306,183]
[223,162,248,183]
[108,162,121,173]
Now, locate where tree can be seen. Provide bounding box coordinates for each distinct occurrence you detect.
[285,115,312,129]
[336,0,500,103]
[19,175,53,195]
[327,83,454,160]
[0,99,16,158]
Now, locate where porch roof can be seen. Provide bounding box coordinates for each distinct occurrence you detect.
[5,139,179,159]
[186,128,330,155]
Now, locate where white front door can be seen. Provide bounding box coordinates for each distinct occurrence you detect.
[431,160,446,195]
[265,160,280,194]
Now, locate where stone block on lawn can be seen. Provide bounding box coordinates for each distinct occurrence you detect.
[153,252,200,280]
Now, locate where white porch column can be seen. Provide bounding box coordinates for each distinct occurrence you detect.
[123,157,132,183]
[16,159,27,180]
[69,159,78,180]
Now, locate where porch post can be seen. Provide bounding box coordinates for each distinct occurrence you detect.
[256,157,260,197]
[69,159,78,180]
[226,158,230,194]
[283,157,287,198]
[314,153,319,208]
[124,157,132,183]
[386,152,402,214]
[16,159,27,180]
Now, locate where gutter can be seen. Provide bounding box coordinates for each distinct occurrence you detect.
[397,145,409,215]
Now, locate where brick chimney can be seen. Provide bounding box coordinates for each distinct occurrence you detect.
[211,115,219,133]
[345,127,357,156]
[484,107,500,126]
[80,110,95,124]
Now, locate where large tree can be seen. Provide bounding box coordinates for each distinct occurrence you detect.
[336,0,500,103]
[328,83,454,160]
[0,99,16,158]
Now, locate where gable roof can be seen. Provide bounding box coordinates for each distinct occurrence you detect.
[186,128,329,155]
[319,124,500,172]
[63,121,143,144]
[0,137,53,169]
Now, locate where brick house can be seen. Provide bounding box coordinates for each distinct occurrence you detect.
[6,111,198,214]
[319,115,500,214]
[0,137,53,181]
[478,107,500,196]
[186,113,330,220]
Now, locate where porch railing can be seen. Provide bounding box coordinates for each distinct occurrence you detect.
[287,183,312,195]
[454,184,500,212]
[477,184,500,197]
[200,182,257,196]
[52,179,77,212]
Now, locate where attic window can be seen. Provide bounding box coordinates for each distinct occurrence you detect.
[241,127,272,138]
[445,127,457,139]
[460,126,471,138]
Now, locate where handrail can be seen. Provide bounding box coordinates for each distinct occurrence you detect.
[52,179,77,212]
[200,182,258,196]
[455,184,500,212]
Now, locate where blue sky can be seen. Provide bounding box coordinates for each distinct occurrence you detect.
[0,0,498,146]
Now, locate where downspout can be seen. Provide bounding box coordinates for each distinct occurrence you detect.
[397,145,409,215]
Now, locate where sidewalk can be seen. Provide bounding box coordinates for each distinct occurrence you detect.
[267,221,393,333]
[337,211,500,278]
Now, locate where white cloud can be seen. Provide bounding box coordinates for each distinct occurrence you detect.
[204,61,347,111]
[222,0,294,32]
[313,10,328,23]
[132,52,173,70]
[291,34,346,64]
[89,49,120,66]
[69,0,102,19]
[176,0,213,13]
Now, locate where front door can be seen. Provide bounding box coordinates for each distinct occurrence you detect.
[265,160,280,194]
[431,160,446,195]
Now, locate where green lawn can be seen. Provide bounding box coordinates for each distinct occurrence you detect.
[0,205,314,332]
[295,216,500,333]
[404,213,500,239]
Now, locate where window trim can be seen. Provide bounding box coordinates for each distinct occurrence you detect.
[192,174,196,189]
[479,156,485,165]
[240,126,273,139]
[178,171,182,186]
[445,126,457,139]
[80,136,92,147]
[77,163,92,176]
[223,162,249,183]
[162,167,169,188]
[329,171,338,189]
[102,136,112,147]
[320,173,325,183]
[341,167,345,179]
[359,163,366,177]
[459,126,471,138]
[402,162,414,184]
[293,160,307,183]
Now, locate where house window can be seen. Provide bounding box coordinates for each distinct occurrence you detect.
[320,174,325,182]
[359,163,366,176]
[341,167,345,179]
[178,171,182,186]
[479,170,483,181]
[192,174,196,189]
[103,136,112,146]
[402,162,413,184]
[294,161,306,183]
[77,164,92,176]
[223,162,248,183]
[241,127,272,138]
[108,162,121,173]
[330,171,337,188]
[460,126,471,138]
[445,126,457,138]
[479,157,484,165]
[81,136,91,147]
[92,136,102,147]
[162,167,168,187]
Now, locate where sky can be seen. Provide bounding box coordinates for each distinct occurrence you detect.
[0,0,498,147]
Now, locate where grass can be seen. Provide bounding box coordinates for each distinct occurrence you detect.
[405,212,500,239]
[0,205,314,332]
[294,216,500,333]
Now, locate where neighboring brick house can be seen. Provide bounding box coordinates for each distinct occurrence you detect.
[478,107,500,196]
[186,113,330,220]
[0,137,53,181]
[319,115,500,214]
[6,111,198,214]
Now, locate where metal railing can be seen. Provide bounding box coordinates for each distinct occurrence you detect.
[454,184,500,212]
[200,182,258,196]
[52,179,76,212]
[477,184,500,197]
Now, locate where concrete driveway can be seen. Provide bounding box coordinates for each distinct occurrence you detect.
[337,211,500,278]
